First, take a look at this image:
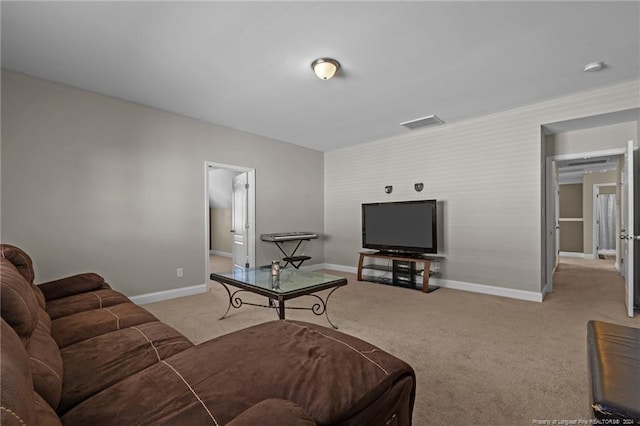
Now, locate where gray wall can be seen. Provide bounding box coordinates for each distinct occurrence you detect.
[1,70,325,296]
[559,222,583,253]
[559,184,583,253]
[559,184,583,218]
[324,79,639,294]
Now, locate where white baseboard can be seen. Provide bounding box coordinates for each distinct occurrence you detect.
[131,283,208,305]
[131,262,543,305]
[431,278,543,302]
[211,250,232,258]
[559,251,588,258]
[321,263,543,303]
[321,263,358,274]
[299,263,332,272]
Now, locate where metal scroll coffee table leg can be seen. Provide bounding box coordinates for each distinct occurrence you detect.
[218,284,277,320]
[272,286,342,329]
[216,282,342,329]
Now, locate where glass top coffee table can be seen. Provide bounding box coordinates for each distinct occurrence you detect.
[210,267,347,329]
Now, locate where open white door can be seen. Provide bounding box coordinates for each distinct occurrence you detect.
[545,160,560,293]
[621,140,636,317]
[553,162,560,272]
[231,173,249,269]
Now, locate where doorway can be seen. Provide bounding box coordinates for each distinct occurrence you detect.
[593,184,617,260]
[545,148,625,294]
[204,162,256,279]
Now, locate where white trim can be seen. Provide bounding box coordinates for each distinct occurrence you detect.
[211,250,232,258]
[131,284,207,305]
[430,278,544,303]
[319,263,543,302]
[559,251,587,258]
[132,263,544,305]
[598,249,616,256]
[321,263,358,274]
[549,148,627,162]
[298,263,331,272]
[544,156,558,295]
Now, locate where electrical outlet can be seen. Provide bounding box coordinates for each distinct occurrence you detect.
[177,268,183,278]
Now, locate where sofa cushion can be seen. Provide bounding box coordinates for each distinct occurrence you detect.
[0,319,62,426]
[25,321,64,409]
[62,320,415,425]
[0,258,40,341]
[34,392,63,426]
[37,307,53,334]
[52,302,159,348]
[0,318,35,425]
[58,321,193,414]
[45,288,130,320]
[227,399,316,426]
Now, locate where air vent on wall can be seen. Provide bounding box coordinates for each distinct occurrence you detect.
[566,159,608,167]
[400,114,444,130]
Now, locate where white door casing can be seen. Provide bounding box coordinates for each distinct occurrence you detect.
[545,159,560,294]
[545,147,627,296]
[621,140,636,317]
[204,161,255,283]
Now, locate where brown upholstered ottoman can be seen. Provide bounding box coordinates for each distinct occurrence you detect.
[63,320,416,425]
[587,320,640,423]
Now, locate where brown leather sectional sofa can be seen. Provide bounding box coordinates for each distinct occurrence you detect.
[1,244,416,425]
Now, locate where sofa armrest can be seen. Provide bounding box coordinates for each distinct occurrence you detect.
[227,399,316,426]
[37,273,109,301]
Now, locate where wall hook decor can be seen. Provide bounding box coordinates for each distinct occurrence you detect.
[414,183,424,192]
[385,185,393,194]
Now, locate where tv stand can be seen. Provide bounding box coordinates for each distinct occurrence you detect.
[357,251,443,293]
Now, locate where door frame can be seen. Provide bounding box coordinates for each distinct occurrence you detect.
[545,147,626,294]
[621,140,637,317]
[204,161,256,281]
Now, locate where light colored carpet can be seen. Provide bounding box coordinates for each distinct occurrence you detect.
[144,257,638,425]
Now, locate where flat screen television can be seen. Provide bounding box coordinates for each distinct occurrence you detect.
[362,199,437,255]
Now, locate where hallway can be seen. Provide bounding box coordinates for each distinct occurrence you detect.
[549,256,629,317]
[209,254,233,273]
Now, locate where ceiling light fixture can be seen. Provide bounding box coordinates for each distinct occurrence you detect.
[311,58,340,80]
[583,61,604,72]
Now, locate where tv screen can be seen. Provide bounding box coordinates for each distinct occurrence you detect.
[362,200,437,254]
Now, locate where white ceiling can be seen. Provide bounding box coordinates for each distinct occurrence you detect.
[2,1,639,152]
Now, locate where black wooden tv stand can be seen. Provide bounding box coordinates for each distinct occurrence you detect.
[357,251,443,293]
